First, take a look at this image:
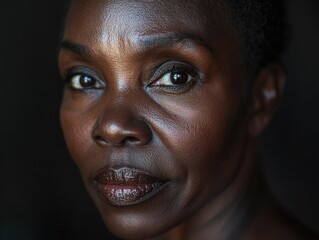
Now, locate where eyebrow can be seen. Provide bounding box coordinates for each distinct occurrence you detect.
[59,32,213,56]
[60,40,91,56]
[138,32,213,53]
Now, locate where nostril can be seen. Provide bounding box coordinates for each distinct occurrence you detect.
[124,136,140,143]
[92,118,152,147]
[94,134,140,146]
[94,135,107,144]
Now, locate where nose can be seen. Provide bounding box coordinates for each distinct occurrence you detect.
[92,104,152,147]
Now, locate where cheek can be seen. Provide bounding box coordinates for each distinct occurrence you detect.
[157,90,244,162]
[60,103,96,175]
[178,106,243,170]
[154,88,248,204]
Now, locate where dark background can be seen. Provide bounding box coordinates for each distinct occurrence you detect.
[0,1,318,239]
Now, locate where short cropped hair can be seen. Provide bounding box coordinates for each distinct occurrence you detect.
[222,0,288,79]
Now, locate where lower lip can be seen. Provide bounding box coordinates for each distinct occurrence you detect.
[95,182,167,206]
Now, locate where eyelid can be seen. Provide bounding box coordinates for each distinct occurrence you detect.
[145,61,201,94]
[147,61,200,87]
[64,66,99,82]
[63,66,105,89]
[150,61,199,82]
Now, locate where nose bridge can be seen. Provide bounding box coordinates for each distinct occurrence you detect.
[92,89,152,147]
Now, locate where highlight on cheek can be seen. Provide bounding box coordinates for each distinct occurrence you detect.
[56,1,311,239]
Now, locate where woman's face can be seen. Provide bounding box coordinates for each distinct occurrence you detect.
[59,0,251,239]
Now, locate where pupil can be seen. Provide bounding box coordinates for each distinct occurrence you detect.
[170,71,188,84]
[80,75,94,86]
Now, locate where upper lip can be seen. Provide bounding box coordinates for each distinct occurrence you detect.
[94,167,164,185]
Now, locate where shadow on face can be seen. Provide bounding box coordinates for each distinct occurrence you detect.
[59,0,284,239]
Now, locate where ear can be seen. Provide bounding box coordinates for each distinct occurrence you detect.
[248,64,286,137]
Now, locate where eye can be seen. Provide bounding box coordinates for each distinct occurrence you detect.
[149,64,199,93]
[153,70,193,86]
[65,73,104,90]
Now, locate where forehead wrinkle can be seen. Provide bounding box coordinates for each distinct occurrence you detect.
[91,1,214,46]
[68,0,225,54]
[94,32,214,63]
[66,0,230,63]
[95,32,138,62]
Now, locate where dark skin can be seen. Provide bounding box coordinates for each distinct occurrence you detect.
[59,0,318,239]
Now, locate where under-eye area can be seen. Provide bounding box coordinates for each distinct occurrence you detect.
[57,0,319,240]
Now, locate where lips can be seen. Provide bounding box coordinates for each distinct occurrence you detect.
[94,167,167,206]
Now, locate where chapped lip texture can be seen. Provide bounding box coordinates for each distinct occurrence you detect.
[94,167,167,206]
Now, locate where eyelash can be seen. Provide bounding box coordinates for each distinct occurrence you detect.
[63,68,104,91]
[63,62,201,93]
[147,63,200,93]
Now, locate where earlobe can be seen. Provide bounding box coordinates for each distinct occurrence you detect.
[249,64,286,137]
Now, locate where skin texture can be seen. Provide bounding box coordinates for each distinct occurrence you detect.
[59,0,317,239]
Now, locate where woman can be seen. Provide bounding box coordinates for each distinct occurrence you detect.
[58,0,318,239]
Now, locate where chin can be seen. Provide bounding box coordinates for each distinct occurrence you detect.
[87,184,184,240]
[97,204,176,240]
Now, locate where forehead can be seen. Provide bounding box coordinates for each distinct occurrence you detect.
[64,0,230,47]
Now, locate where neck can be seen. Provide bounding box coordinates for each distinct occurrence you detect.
[150,140,264,240]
